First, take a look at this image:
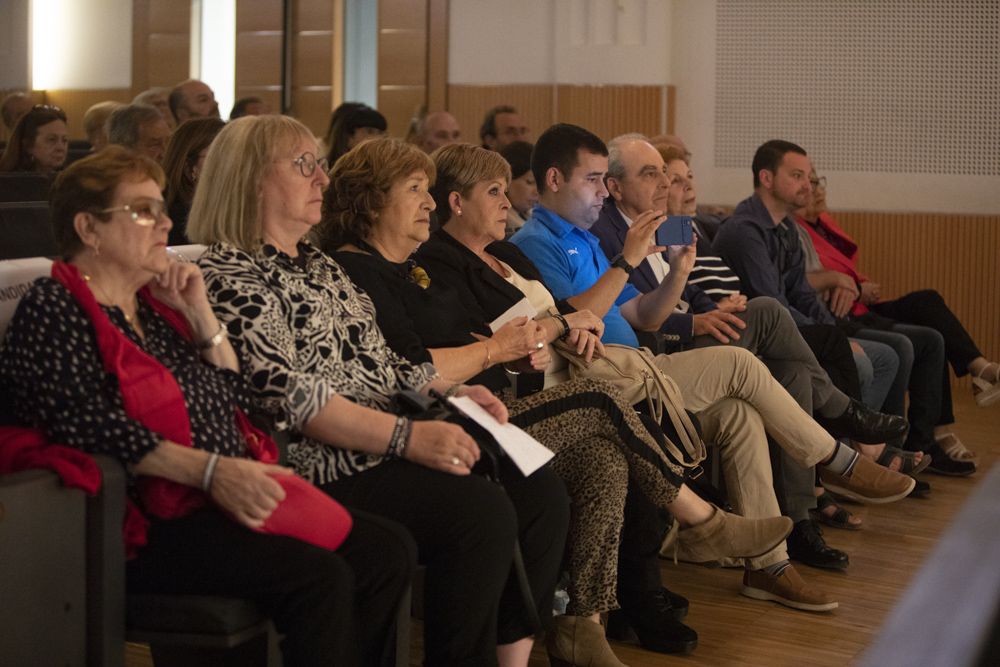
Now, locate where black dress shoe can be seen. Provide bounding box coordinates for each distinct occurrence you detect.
[606,589,698,655]
[817,398,908,444]
[787,519,849,571]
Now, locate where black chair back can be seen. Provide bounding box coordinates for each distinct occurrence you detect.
[0,173,53,203]
[0,202,56,260]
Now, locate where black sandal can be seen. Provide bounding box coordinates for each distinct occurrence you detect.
[811,492,862,531]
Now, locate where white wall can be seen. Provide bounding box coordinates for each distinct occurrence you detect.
[30,0,132,90]
[671,0,1000,214]
[449,0,671,85]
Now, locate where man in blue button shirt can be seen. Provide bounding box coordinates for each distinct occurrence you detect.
[512,123,914,627]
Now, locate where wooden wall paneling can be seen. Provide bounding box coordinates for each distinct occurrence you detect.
[43,89,134,140]
[290,0,334,139]
[555,85,664,142]
[140,0,191,91]
[378,0,428,137]
[238,0,282,30]
[836,212,1000,389]
[446,85,554,147]
[426,0,449,112]
[235,33,283,88]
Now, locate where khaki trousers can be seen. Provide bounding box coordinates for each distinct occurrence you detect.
[656,346,838,569]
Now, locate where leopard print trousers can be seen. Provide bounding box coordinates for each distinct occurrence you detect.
[506,377,684,617]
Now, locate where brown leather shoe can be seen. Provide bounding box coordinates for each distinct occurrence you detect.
[740,565,839,612]
[819,454,915,504]
[676,506,792,564]
[547,615,629,667]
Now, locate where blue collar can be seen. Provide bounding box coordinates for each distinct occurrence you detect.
[532,204,585,240]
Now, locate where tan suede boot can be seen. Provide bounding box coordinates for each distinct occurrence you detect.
[675,506,792,564]
[546,615,629,667]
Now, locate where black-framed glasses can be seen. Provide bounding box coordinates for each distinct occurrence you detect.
[291,152,329,178]
[809,176,827,189]
[100,199,168,226]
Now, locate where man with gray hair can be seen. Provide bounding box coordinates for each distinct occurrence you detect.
[82,101,123,151]
[1,91,33,137]
[133,87,175,128]
[106,104,172,163]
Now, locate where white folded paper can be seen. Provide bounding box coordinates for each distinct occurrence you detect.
[447,395,554,476]
[488,297,537,333]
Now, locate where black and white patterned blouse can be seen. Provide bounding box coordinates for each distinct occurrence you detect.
[198,241,438,485]
[0,278,253,483]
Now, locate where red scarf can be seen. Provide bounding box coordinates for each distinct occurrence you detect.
[0,263,351,558]
[795,212,870,316]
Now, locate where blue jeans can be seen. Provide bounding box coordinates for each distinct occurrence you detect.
[853,324,947,450]
[850,337,899,412]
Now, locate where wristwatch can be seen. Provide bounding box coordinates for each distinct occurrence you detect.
[610,253,635,275]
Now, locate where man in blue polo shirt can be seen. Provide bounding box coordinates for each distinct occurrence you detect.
[512,123,915,627]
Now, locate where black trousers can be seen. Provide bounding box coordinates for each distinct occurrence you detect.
[797,323,863,400]
[127,507,415,667]
[617,412,673,608]
[871,289,982,428]
[322,458,568,667]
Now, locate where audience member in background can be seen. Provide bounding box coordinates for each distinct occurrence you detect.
[796,168,999,460]
[712,141,959,478]
[230,96,270,120]
[649,134,730,220]
[323,102,387,165]
[190,114,570,667]
[133,87,175,128]
[480,105,530,152]
[1,91,34,138]
[499,140,538,236]
[168,79,220,124]
[82,101,122,152]
[106,104,172,164]
[162,117,225,245]
[0,146,413,667]
[0,104,69,173]
[413,110,462,153]
[590,134,909,567]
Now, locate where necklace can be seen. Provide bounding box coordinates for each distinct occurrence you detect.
[82,273,137,323]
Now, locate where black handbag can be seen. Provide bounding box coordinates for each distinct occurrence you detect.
[391,389,544,632]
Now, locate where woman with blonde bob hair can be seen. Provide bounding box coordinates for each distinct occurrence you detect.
[195,115,572,667]
[321,139,795,667]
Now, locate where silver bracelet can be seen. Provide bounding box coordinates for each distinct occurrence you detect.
[197,324,227,350]
[201,453,221,492]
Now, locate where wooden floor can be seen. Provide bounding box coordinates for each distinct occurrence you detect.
[125,391,999,667]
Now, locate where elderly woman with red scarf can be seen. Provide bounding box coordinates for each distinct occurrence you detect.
[0,146,413,667]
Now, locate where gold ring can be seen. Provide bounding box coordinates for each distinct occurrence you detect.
[451,456,461,466]
[535,342,544,350]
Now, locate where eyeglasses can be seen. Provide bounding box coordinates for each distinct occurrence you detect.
[809,176,827,189]
[291,152,329,178]
[100,199,168,226]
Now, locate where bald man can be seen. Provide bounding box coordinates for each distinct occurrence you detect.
[169,79,220,123]
[415,110,462,153]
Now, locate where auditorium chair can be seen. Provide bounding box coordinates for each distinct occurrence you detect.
[0,201,57,259]
[0,256,412,667]
[0,172,53,202]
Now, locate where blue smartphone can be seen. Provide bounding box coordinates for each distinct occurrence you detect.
[655,216,694,246]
